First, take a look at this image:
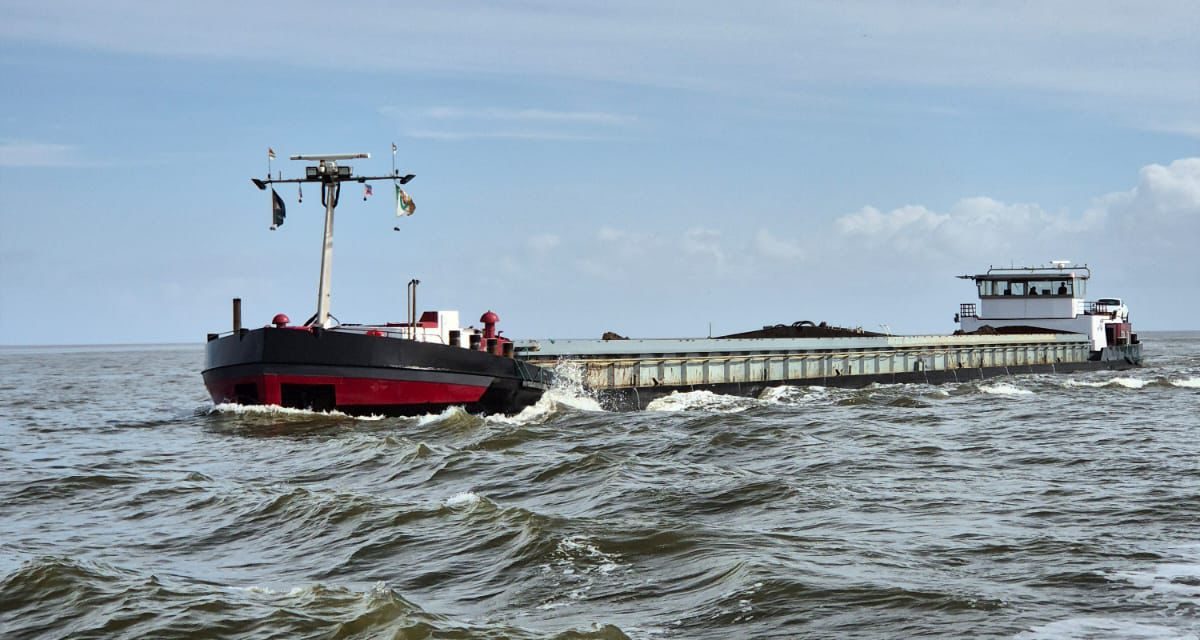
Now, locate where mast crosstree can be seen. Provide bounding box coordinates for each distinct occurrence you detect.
[251,152,415,329]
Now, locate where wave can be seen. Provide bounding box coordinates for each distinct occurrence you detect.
[1111,560,1200,598]
[1108,376,1150,389]
[0,557,628,639]
[1015,616,1193,640]
[758,384,839,406]
[1065,376,1200,390]
[407,364,607,428]
[488,388,605,427]
[206,402,385,421]
[1171,377,1200,388]
[1069,377,1150,389]
[536,535,630,612]
[488,363,608,426]
[645,390,754,413]
[443,490,482,509]
[5,473,142,506]
[416,405,478,427]
[978,382,1034,396]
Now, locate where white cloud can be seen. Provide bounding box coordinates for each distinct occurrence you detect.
[682,227,724,267]
[1141,120,1200,140]
[509,158,1200,306]
[0,141,82,167]
[3,2,1195,136]
[1125,158,1200,218]
[410,107,635,126]
[401,130,614,142]
[1089,157,1200,246]
[382,106,635,142]
[753,228,804,261]
[526,233,561,252]
[828,157,1200,276]
[835,195,1102,261]
[836,204,946,237]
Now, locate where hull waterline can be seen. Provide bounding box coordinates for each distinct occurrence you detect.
[204,327,551,416]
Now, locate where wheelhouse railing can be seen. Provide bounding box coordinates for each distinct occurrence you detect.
[959,303,977,318]
[1084,301,1120,316]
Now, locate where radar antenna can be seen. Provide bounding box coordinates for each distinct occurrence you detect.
[250,151,416,329]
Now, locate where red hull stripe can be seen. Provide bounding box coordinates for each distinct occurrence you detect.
[207,373,488,406]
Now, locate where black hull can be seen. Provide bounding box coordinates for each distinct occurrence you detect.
[203,328,551,416]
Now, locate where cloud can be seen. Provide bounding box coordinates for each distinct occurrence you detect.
[753,228,804,261]
[412,107,636,126]
[682,227,725,267]
[825,157,1200,281]
[1124,158,1200,219]
[381,106,635,142]
[401,130,615,142]
[1140,120,1200,140]
[1089,157,1200,246]
[499,158,1199,301]
[0,141,83,167]
[526,233,561,252]
[834,196,1101,261]
[4,2,1196,136]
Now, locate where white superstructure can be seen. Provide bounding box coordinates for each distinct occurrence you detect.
[955,263,1134,352]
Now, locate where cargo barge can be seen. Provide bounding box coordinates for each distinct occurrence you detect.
[202,153,1140,415]
[514,262,1142,410]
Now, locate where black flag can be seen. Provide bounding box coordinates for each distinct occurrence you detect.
[270,188,286,229]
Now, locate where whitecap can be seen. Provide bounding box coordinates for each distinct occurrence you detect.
[1112,561,1200,597]
[758,385,799,403]
[487,388,604,426]
[417,405,470,425]
[1064,377,1150,390]
[1170,377,1200,389]
[544,387,605,413]
[208,402,382,420]
[486,362,606,425]
[443,491,481,509]
[645,390,751,413]
[557,535,625,574]
[229,585,279,595]
[538,535,628,610]
[1063,379,1111,388]
[758,384,834,406]
[978,382,1033,396]
[1109,377,1150,389]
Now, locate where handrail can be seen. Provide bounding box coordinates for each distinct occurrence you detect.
[983,264,1090,278]
[525,341,1086,367]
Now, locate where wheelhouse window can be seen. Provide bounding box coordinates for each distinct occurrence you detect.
[979,277,1083,297]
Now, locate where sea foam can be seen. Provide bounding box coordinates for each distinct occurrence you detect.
[978,382,1033,396]
[645,390,751,413]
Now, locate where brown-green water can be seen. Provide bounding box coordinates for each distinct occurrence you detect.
[2,333,1198,639]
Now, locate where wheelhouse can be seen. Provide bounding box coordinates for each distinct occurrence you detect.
[971,265,1089,299]
[955,261,1137,354]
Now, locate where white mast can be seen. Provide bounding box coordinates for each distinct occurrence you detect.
[251,152,415,329]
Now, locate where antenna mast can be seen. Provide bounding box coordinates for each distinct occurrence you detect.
[251,152,416,328]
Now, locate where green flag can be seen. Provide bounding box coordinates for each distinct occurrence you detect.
[396,185,415,217]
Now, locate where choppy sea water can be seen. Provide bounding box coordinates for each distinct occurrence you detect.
[1,332,1198,639]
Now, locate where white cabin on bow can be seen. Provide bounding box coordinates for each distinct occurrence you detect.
[955,261,1134,352]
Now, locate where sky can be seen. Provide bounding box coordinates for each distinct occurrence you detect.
[1,0,1198,345]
